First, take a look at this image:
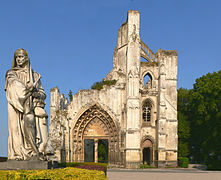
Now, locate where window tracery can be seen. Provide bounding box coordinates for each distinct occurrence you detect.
[142,101,152,122]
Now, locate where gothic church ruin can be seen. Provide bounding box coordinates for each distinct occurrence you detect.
[50,10,178,168]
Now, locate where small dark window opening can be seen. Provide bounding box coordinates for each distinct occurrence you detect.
[143,102,151,122]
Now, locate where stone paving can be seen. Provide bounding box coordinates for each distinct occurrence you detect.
[107,168,221,180]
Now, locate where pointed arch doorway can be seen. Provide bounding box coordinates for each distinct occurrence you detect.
[72,105,119,164]
[83,117,109,163]
[142,138,154,165]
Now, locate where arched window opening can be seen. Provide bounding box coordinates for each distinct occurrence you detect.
[143,73,152,89]
[142,101,152,122]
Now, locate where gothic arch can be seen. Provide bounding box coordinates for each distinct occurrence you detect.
[142,98,155,123]
[71,102,119,130]
[142,98,155,108]
[141,135,155,166]
[141,135,155,146]
[142,71,155,89]
[71,104,119,164]
[141,70,155,81]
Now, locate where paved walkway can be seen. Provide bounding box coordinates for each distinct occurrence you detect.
[107,168,221,180]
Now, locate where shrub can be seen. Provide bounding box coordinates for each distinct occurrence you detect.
[91,79,117,90]
[91,81,103,90]
[98,143,106,162]
[75,165,106,176]
[207,156,221,170]
[0,157,7,162]
[58,162,108,175]
[139,164,155,168]
[178,157,189,168]
[0,167,106,180]
[58,162,66,168]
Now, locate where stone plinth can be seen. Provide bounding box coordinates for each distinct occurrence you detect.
[0,160,57,170]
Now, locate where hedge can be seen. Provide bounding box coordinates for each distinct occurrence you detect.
[178,157,189,168]
[0,167,106,180]
[58,162,107,175]
[139,164,155,168]
[0,157,7,162]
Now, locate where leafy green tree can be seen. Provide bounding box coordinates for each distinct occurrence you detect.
[177,88,190,157]
[178,71,221,169]
[178,112,190,157]
[188,70,221,169]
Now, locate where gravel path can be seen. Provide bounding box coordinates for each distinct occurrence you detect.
[107,168,221,180]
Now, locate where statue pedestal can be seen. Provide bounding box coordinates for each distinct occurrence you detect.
[0,159,58,170]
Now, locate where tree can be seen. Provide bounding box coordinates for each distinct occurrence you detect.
[188,70,221,169]
[98,143,106,161]
[68,90,73,102]
[177,88,190,157]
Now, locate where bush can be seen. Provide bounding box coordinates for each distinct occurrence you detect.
[139,164,155,168]
[91,79,117,90]
[91,81,103,90]
[0,157,7,162]
[207,155,221,170]
[0,167,106,180]
[75,165,106,176]
[58,162,108,175]
[178,157,189,168]
[98,143,106,162]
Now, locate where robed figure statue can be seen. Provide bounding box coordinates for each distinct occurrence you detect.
[5,48,54,161]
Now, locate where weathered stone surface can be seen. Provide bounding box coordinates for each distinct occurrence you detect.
[0,159,57,170]
[49,10,178,168]
[4,49,56,167]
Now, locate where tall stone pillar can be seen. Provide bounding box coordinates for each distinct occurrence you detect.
[95,139,98,163]
[50,86,60,123]
[157,49,178,167]
[157,50,167,167]
[125,10,141,168]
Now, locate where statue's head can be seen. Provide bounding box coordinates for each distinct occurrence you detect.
[12,48,29,68]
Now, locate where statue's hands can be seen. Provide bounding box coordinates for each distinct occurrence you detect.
[32,92,40,98]
[26,82,35,92]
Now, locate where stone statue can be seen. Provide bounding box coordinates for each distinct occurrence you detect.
[5,48,54,161]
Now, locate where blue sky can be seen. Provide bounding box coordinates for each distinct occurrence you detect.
[0,0,220,156]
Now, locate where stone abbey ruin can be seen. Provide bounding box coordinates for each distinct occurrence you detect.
[49,10,178,168]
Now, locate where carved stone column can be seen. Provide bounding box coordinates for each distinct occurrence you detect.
[157,51,167,167]
[125,10,141,168]
[157,50,178,167]
[95,139,98,163]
